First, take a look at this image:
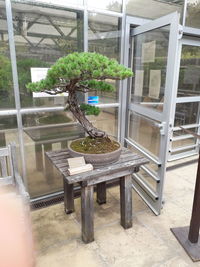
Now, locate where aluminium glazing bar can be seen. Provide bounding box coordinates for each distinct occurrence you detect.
[168,150,197,161]
[172,134,194,141]
[176,96,200,103]
[140,165,160,183]
[12,0,85,11]
[170,144,197,153]
[0,109,17,116]
[133,173,159,201]
[5,0,27,187]
[173,124,200,131]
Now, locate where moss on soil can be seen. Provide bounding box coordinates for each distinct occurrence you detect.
[70,137,120,154]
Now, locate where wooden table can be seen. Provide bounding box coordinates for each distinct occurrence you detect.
[46,148,148,243]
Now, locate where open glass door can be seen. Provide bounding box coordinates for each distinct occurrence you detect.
[124,13,180,215]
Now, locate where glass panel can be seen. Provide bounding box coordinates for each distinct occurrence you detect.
[185,0,200,29]
[128,111,160,157]
[174,102,199,126]
[0,0,15,109]
[126,0,184,20]
[87,0,122,12]
[88,13,121,104]
[23,107,118,197]
[23,112,85,198]
[172,137,196,148]
[177,45,200,97]
[11,2,83,108]
[131,26,170,113]
[87,107,118,138]
[22,111,75,127]
[0,115,21,172]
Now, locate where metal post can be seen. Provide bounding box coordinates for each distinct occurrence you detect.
[5,0,27,188]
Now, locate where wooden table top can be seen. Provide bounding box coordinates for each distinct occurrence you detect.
[46,148,149,185]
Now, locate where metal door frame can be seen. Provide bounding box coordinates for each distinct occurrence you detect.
[168,38,200,161]
[121,13,181,215]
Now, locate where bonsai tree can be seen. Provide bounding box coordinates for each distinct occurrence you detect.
[27,52,133,139]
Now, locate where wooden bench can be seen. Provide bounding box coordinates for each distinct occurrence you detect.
[0,143,29,202]
[46,148,148,243]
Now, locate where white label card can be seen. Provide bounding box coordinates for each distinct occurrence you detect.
[142,41,156,63]
[134,70,144,97]
[67,157,86,169]
[149,70,161,99]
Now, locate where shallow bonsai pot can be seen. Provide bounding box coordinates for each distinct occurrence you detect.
[68,138,122,167]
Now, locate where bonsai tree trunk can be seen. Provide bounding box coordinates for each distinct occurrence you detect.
[68,90,107,138]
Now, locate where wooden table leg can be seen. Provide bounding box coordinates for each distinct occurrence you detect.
[63,178,74,214]
[120,174,132,229]
[96,182,106,205]
[81,185,94,243]
[35,144,43,171]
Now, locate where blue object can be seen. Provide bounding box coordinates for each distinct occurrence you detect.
[88,96,99,105]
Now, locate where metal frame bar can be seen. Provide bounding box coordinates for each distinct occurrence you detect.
[125,12,180,215]
[5,0,27,188]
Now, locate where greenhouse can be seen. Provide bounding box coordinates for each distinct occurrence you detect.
[0,0,200,265]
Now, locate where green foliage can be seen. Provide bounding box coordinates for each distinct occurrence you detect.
[79,80,115,92]
[80,103,100,116]
[26,52,133,93]
[0,54,12,93]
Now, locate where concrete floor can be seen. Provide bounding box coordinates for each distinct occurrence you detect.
[31,156,200,267]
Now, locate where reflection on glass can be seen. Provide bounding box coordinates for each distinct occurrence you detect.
[172,137,196,149]
[23,107,117,197]
[11,2,83,108]
[87,107,118,138]
[177,45,200,97]
[87,0,122,12]
[128,112,160,157]
[174,102,199,126]
[22,111,75,127]
[88,13,121,103]
[0,115,21,172]
[131,26,169,112]
[186,0,200,28]
[0,0,15,109]
[126,0,184,19]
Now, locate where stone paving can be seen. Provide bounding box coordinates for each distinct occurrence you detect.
[31,157,200,267]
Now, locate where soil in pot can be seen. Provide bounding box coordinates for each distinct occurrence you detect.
[70,136,120,154]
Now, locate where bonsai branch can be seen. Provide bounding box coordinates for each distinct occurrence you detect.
[67,90,107,138]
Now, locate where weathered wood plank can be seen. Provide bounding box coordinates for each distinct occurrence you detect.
[63,178,74,214]
[81,185,94,243]
[63,157,148,184]
[96,182,106,205]
[120,175,132,229]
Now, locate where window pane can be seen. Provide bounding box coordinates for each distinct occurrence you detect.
[0,0,15,109]
[0,115,21,173]
[88,107,118,138]
[22,111,85,198]
[131,26,170,112]
[126,0,184,19]
[177,45,200,97]
[186,0,200,29]
[128,111,160,158]
[87,0,122,12]
[174,102,199,126]
[11,2,83,108]
[88,13,121,103]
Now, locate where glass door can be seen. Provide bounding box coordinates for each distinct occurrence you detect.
[124,13,180,215]
[169,39,200,160]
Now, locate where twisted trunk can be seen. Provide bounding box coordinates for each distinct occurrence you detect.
[67,90,107,138]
